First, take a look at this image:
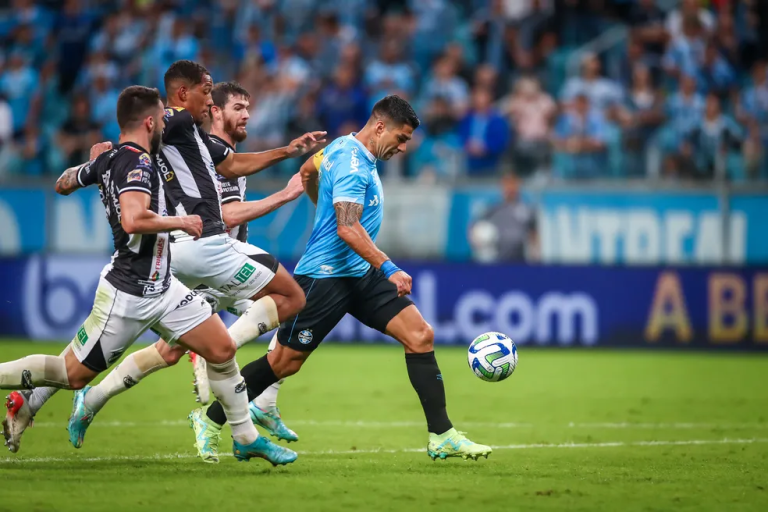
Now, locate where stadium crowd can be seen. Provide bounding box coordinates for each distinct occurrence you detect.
[0,0,767,181]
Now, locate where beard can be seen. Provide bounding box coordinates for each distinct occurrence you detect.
[150,129,162,154]
[225,119,248,143]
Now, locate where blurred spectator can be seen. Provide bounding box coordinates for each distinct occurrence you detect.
[678,93,744,180]
[52,0,94,93]
[697,41,735,99]
[56,94,101,168]
[662,15,706,81]
[90,75,120,143]
[458,87,509,176]
[665,74,705,137]
[77,50,120,89]
[561,53,623,114]
[553,94,609,179]
[420,56,470,116]
[469,174,538,263]
[629,0,667,56]
[0,52,38,135]
[10,24,46,69]
[502,76,555,175]
[410,96,462,181]
[737,60,768,148]
[616,64,665,175]
[666,0,715,40]
[473,64,503,101]
[234,25,277,70]
[287,93,322,142]
[6,126,45,176]
[316,65,368,138]
[364,41,416,109]
[0,95,12,152]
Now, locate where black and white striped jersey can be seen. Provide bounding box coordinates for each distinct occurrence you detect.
[156,107,232,241]
[210,133,248,243]
[77,142,172,297]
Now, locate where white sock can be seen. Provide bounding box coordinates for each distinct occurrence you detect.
[228,296,279,348]
[253,332,282,410]
[84,345,168,413]
[27,344,73,414]
[207,358,258,444]
[0,355,69,389]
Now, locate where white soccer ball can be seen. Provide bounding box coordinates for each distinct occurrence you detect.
[467,332,518,382]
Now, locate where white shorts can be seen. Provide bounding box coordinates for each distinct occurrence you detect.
[171,234,278,301]
[72,276,211,372]
[197,287,253,317]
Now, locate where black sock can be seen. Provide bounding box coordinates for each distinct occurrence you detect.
[405,351,453,435]
[206,354,279,426]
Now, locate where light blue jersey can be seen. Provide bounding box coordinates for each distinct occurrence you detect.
[295,134,383,278]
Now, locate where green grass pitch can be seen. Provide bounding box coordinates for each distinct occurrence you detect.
[1,340,767,511]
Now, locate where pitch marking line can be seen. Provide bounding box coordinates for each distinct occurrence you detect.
[1,438,766,464]
[28,420,768,430]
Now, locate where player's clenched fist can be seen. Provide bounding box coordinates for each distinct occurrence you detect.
[179,215,203,240]
[288,131,327,157]
[283,173,305,201]
[389,270,412,297]
[89,141,113,161]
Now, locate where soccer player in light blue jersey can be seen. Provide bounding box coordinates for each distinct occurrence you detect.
[198,96,492,461]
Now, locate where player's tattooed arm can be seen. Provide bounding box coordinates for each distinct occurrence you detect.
[54,166,82,196]
[334,202,389,268]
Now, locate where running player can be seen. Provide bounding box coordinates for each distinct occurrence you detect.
[67,81,300,455]
[194,95,492,462]
[63,62,321,453]
[0,86,293,465]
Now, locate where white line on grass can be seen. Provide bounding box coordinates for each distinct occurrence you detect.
[1,438,766,464]
[28,420,768,430]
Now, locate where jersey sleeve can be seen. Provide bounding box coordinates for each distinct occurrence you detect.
[220,177,242,203]
[76,159,98,188]
[200,130,232,166]
[331,152,370,205]
[114,152,154,196]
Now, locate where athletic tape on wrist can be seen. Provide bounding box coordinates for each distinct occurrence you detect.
[380,260,401,279]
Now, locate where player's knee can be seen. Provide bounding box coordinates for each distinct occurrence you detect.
[156,343,185,366]
[66,373,92,390]
[407,322,435,353]
[290,289,306,317]
[204,338,237,364]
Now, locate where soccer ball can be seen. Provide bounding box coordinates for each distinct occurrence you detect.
[467,332,518,382]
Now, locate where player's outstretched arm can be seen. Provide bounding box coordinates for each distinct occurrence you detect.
[216,131,327,179]
[55,141,113,195]
[221,173,303,228]
[120,191,202,239]
[55,165,84,196]
[334,202,412,296]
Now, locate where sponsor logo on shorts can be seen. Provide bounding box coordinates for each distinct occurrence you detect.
[226,307,239,316]
[123,375,138,389]
[77,326,88,346]
[21,370,33,389]
[298,329,313,345]
[177,291,199,308]
[235,380,247,393]
[234,263,256,284]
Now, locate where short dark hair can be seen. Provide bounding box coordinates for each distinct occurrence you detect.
[371,95,420,129]
[211,81,250,109]
[164,60,210,93]
[116,86,162,130]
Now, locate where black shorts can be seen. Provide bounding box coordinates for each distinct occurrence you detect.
[277,266,413,351]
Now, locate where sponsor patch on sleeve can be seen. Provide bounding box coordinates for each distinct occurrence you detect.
[138,153,151,167]
[127,169,149,183]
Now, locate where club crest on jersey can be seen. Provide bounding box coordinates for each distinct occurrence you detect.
[127,169,145,182]
[138,153,151,167]
[298,330,313,345]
